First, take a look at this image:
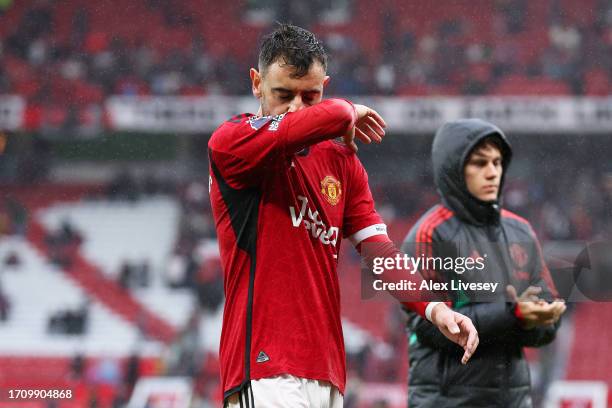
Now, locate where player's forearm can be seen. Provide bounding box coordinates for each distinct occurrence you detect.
[358,235,435,318]
[282,98,357,153]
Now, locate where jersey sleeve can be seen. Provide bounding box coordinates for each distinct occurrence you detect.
[343,154,387,246]
[208,99,357,188]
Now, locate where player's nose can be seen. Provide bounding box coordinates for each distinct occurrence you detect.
[485,163,499,178]
[288,96,305,112]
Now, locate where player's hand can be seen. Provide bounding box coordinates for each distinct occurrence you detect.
[515,301,566,329]
[343,104,386,152]
[507,285,566,329]
[430,303,479,365]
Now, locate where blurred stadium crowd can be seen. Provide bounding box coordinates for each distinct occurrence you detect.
[0,0,611,126]
[1,0,612,407]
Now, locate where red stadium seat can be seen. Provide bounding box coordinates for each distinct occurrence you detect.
[492,75,572,95]
[584,69,611,96]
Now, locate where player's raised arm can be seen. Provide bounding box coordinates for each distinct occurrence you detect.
[208,99,387,183]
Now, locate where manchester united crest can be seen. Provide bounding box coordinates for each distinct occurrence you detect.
[509,243,529,269]
[320,176,342,206]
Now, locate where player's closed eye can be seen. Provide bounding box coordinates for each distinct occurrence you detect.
[469,159,487,167]
[471,159,500,168]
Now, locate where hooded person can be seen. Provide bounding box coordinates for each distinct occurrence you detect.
[401,118,566,408]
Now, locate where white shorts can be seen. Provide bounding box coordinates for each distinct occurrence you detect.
[226,374,343,408]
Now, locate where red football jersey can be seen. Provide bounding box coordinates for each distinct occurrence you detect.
[208,99,423,399]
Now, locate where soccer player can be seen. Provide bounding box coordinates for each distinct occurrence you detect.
[401,119,566,407]
[208,24,478,407]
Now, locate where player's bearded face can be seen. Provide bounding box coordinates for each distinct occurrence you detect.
[464,143,503,202]
[250,60,330,117]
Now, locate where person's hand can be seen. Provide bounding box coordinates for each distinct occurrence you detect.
[343,104,386,152]
[430,303,479,365]
[516,301,566,329]
[507,285,566,329]
[507,285,543,303]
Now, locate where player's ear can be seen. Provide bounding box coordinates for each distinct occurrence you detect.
[323,75,331,87]
[250,68,262,99]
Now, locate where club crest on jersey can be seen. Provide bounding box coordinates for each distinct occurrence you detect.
[510,243,529,268]
[320,176,342,206]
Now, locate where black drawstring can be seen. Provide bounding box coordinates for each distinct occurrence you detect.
[249,381,255,407]
[224,381,255,408]
[241,382,254,408]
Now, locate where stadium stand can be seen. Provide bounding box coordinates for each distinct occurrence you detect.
[1,0,612,406]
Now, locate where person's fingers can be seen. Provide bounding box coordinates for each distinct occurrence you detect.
[525,286,543,294]
[443,312,461,335]
[460,317,479,365]
[532,303,555,314]
[544,302,566,324]
[531,303,559,321]
[361,123,382,143]
[551,302,565,310]
[365,116,385,142]
[355,128,371,144]
[367,108,386,128]
[527,295,541,302]
[366,115,385,134]
[357,123,379,143]
[521,286,542,300]
[432,308,479,364]
[550,302,566,318]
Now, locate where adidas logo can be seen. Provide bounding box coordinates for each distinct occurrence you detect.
[256,351,270,363]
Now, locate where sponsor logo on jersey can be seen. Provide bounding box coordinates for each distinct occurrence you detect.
[247,113,285,131]
[247,115,269,130]
[289,195,339,247]
[320,175,342,206]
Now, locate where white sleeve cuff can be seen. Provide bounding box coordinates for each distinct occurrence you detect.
[425,302,444,322]
[348,223,387,246]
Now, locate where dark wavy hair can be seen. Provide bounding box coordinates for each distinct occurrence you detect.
[258,23,328,78]
[471,134,507,159]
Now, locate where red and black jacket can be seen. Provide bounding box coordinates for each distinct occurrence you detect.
[402,119,560,408]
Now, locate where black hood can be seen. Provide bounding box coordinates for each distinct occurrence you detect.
[432,118,512,226]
